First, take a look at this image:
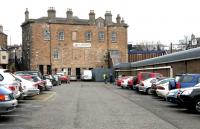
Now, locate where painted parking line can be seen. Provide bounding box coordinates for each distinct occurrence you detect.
[42,92,56,102]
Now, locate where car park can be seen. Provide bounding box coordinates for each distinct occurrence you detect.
[0,86,18,114]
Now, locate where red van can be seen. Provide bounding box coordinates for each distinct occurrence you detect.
[133,72,163,91]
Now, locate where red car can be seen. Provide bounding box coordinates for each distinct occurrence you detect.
[115,76,128,88]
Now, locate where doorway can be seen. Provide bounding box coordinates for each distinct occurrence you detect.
[76,68,81,80]
[39,65,44,75]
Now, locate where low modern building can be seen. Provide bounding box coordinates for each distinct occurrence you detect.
[21,7,128,77]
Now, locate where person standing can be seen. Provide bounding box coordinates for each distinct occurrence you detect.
[103,73,108,84]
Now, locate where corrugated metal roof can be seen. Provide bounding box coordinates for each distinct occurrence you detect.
[131,47,200,68]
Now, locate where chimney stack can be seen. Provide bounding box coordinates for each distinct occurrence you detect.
[89,10,95,24]
[105,11,112,25]
[25,8,29,21]
[0,25,3,32]
[66,8,73,19]
[47,7,56,19]
[116,14,121,24]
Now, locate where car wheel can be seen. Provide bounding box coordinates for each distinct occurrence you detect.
[194,99,200,113]
[147,88,152,95]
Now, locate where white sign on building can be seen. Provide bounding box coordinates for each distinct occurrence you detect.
[73,43,91,48]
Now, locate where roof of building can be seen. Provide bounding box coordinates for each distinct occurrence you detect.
[131,47,200,68]
[128,50,167,54]
[22,16,128,27]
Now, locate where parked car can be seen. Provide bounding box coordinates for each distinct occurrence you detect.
[167,74,200,104]
[14,75,40,98]
[151,77,167,95]
[115,76,128,88]
[56,72,70,83]
[127,76,137,89]
[177,83,200,113]
[15,71,43,79]
[45,78,53,90]
[0,69,21,99]
[166,89,181,104]
[138,78,157,94]
[121,76,134,88]
[31,75,47,91]
[133,72,163,91]
[155,78,174,99]
[169,74,200,89]
[0,86,18,114]
[52,74,62,85]
[44,74,58,86]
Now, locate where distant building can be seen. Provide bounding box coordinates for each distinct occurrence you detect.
[187,34,200,49]
[21,8,128,76]
[0,25,7,49]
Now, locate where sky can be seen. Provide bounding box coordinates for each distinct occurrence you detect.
[1,0,200,46]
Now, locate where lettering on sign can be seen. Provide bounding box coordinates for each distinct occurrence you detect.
[73,43,91,48]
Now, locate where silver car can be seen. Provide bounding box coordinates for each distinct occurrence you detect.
[0,86,18,114]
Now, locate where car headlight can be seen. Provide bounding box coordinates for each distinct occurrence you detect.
[181,89,193,95]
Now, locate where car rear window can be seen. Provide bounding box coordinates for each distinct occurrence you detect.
[179,75,194,83]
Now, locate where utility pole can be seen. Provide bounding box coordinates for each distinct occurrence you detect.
[170,42,173,53]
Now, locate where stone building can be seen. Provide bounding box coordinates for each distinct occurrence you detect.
[21,7,128,77]
[0,25,7,49]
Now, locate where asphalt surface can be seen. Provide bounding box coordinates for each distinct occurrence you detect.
[0,82,200,129]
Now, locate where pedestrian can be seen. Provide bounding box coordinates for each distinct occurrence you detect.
[109,73,113,84]
[103,73,108,84]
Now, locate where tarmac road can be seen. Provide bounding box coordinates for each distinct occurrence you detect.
[0,82,200,129]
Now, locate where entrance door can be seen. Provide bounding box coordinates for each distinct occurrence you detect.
[39,65,44,75]
[76,68,81,80]
[47,65,52,74]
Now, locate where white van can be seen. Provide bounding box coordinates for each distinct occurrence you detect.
[81,70,92,80]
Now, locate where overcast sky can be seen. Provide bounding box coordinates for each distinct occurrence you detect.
[1,0,200,46]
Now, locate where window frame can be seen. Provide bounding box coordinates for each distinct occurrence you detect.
[72,31,77,41]
[98,31,105,41]
[53,49,59,59]
[58,31,64,41]
[111,32,117,43]
[85,31,92,42]
[43,29,50,41]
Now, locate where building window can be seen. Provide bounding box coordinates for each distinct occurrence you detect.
[85,31,92,42]
[72,31,77,41]
[43,29,50,40]
[98,32,105,41]
[2,56,6,60]
[68,68,71,75]
[111,32,117,42]
[53,49,59,59]
[58,31,64,41]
